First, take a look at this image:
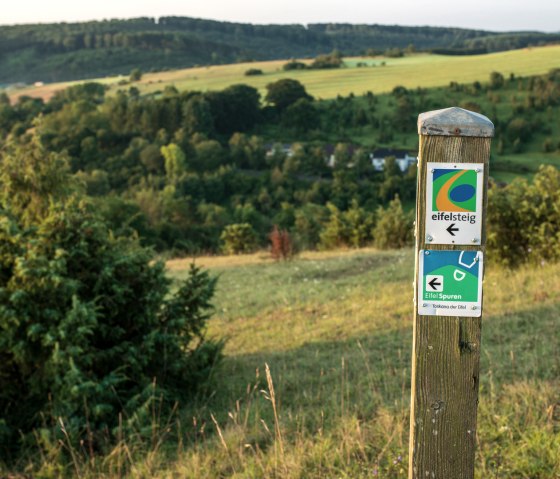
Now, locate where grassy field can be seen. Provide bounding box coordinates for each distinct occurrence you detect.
[25,248,555,478]
[165,249,559,479]
[7,45,560,102]
[7,248,558,477]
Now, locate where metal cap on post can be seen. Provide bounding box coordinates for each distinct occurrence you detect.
[418,107,494,137]
[409,107,493,479]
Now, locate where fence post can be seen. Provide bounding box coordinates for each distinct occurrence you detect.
[408,107,494,479]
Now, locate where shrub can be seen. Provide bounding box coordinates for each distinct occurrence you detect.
[269,225,294,260]
[293,204,329,250]
[0,137,221,458]
[129,68,142,82]
[507,117,531,142]
[490,71,505,89]
[345,199,375,248]
[282,60,307,71]
[384,47,404,58]
[310,51,343,69]
[372,196,413,249]
[220,223,257,254]
[75,169,110,196]
[245,68,263,76]
[319,203,349,250]
[487,165,560,266]
[319,201,374,250]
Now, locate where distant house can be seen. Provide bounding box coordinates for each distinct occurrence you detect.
[264,144,417,172]
[370,148,416,172]
[265,143,295,158]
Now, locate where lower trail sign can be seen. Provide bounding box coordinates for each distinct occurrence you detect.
[418,250,483,317]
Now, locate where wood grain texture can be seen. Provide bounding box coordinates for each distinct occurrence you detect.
[408,134,492,479]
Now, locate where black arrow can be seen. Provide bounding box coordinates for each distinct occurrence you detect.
[446,223,459,236]
[428,277,441,290]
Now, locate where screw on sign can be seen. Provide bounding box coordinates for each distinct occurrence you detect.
[409,107,493,479]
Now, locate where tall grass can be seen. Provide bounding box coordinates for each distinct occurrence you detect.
[4,248,559,477]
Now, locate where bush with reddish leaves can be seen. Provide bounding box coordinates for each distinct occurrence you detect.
[269,225,294,261]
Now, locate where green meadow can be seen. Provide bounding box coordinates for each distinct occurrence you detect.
[163,249,559,478]
[26,248,558,478]
[8,45,560,102]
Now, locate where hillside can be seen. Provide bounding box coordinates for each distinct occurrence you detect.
[8,45,560,103]
[2,58,560,254]
[1,16,560,84]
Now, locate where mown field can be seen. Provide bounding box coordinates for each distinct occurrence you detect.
[7,44,560,102]
[56,248,556,478]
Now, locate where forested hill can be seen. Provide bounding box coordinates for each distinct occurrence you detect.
[1,16,560,83]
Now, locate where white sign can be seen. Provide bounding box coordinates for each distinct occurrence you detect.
[426,275,444,292]
[418,250,483,317]
[425,162,484,245]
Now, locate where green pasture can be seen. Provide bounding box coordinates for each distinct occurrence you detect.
[8,248,559,477]
[119,45,560,100]
[8,45,560,102]
[152,248,559,478]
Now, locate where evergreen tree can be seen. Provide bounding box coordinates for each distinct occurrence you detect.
[372,196,413,249]
[0,135,221,457]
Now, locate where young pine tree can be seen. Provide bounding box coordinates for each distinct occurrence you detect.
[0,135,221,458]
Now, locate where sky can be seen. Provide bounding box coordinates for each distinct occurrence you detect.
[2,0,559,32]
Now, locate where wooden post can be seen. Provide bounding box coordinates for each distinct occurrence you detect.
[408,107,494,479]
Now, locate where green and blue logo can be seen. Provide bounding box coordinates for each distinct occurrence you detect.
[432,169,477,212]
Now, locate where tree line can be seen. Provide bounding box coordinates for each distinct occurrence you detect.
[1,68,560,263]
[1,17,560,82]
[0,78,423,254]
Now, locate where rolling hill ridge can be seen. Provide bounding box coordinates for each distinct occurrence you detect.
[1,16,560,83]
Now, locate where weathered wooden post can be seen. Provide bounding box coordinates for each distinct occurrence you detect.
[408,107,494,478]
